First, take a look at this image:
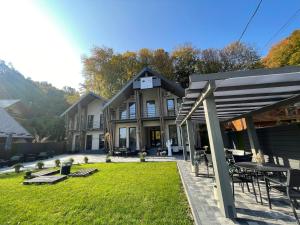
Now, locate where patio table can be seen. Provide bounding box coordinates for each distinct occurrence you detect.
[235,162,289,206]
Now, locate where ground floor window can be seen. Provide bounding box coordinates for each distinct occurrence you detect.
[129,127,136,150]
[86,135,92,150]
[99,134,104,149]
[168,125,178,146]
[119,127,127,148]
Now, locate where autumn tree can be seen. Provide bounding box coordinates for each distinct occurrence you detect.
[263,30,300,68]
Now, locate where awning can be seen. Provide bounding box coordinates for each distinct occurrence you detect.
[176,66,300,125]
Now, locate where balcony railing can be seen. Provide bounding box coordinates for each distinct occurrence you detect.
[86,120,104,131]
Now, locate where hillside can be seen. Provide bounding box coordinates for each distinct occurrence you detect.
[0,60,73,141]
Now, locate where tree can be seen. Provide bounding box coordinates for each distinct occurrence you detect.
[171,44,201,88]
[219,41,261,71]
[263,30,300,68]
[63,86,80,104]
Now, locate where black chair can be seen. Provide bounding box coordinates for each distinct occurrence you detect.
[229,166,258,202]
[265,169,300,224]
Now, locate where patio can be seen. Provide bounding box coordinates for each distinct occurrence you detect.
[178,160,297,225]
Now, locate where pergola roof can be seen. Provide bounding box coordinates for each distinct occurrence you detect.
[176,66,300,125]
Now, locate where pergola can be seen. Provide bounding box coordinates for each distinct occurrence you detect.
[176,66,300,218]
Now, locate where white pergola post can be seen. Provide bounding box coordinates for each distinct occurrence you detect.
[186,119,195,166]
[203,94,236,218]
[245,116,264,161]
[180,125,188,161]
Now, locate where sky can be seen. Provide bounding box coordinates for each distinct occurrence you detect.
[0,0,299,90]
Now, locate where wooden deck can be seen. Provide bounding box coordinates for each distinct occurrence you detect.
[23,175,67,185]
[31,169,60,178]
[69,168,98,177]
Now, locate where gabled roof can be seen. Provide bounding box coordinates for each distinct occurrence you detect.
[103,67,184,109]
[60,92,107,117]
[0,99,20,109]
[0,108,32,138]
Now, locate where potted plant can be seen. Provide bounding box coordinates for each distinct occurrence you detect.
[69,158,74,165]
[12,163,23,173]
[24,170,32,179]
[36,161,44,170]
[139,152,147,162]
[106,154,111,163]
[83,156,89,164]
[54,159,61,167]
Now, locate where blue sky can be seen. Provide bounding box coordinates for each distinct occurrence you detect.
[0,0,299,89]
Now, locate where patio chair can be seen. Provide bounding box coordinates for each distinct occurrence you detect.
[265,169,300,224]
[38,152,49,160]
[229,166,258,203]
[0,159,9,168]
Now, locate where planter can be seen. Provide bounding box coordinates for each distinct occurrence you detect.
[140,158,146,162]
[106,159,111,163]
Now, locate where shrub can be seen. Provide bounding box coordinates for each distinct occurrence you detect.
[12,163,23,173]
[24,171,32,179]
[54,159,61,167]
[83,156,89,164]
[139,152,147,162]
[69,158,74,164]
[36,161,44,170]
[106,154,111,163]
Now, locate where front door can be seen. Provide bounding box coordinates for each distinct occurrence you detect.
[150,128,161,147]
[86,135,92,150]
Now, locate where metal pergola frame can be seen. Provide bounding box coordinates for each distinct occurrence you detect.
[176,66,300,219]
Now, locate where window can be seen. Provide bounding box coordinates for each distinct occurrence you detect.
[167,99,175,116]
[129,102,136,119]
[168,125,178,146]
[129,127,136,150]
[99,134,104,149]
[119,103,127,119]
[99,114,104,130]
[146,100,156,117]
[119,127,127,148]
[87,115,94,129]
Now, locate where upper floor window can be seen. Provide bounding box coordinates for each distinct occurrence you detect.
[167,99,175,116]
[87,115,94,129]
[99,114,104,130]
[146,100,156,117]
[129,102,136,119]
[119,103,127,119]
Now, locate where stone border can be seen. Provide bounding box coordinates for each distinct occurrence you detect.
[177,161,202,225]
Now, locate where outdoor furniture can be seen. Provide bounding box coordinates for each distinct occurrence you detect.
[38,152,48,159]
[119,147,128,157]
[229,165,258,202]
[31,169,60,178]
[235,162,289,205]
[25,153,37,162]
[9,155,24,166]
[69,168,98,177]
[265,169,300,224]
[113,148,122,156]
[23,175,67,185]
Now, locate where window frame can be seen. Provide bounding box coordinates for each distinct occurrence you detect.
[119,127,127,148]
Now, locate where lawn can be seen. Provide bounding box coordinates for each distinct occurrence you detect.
[0,162,193,225]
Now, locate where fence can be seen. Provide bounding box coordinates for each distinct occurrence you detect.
[225,123,300,168]
[0,142,66,160]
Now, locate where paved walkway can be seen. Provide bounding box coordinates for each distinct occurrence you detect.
[177,160,297,225]
[0,153,181,173]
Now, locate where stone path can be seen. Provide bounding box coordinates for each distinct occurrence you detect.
[177,160,297,225]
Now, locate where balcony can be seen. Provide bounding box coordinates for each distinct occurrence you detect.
[86,120,104,131]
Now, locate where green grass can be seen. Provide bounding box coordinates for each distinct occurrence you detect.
[0,162,193,225]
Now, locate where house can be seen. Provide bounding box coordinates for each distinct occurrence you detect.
[61,92,107,152]
[0,99,32,144]
[103,67,185,152]
[62,68,185,153]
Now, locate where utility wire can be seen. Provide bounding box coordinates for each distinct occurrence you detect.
[238,0,263,43]
[263,8,300,49]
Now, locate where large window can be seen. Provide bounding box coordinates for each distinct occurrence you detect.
[99,114,104,130]
[99,134,104,149]
[146,100,156,117]
[129,102,136,119]
[119,103,127,119]
[87,115,94,129]
[168,125,178,146]
[167,99,175,116]
[129,127,136,150]
[119,127,127,148]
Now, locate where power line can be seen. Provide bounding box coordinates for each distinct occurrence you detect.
[238,0,263,43]
[263,8,300,49]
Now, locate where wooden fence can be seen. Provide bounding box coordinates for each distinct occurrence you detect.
[0,142,66,160]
